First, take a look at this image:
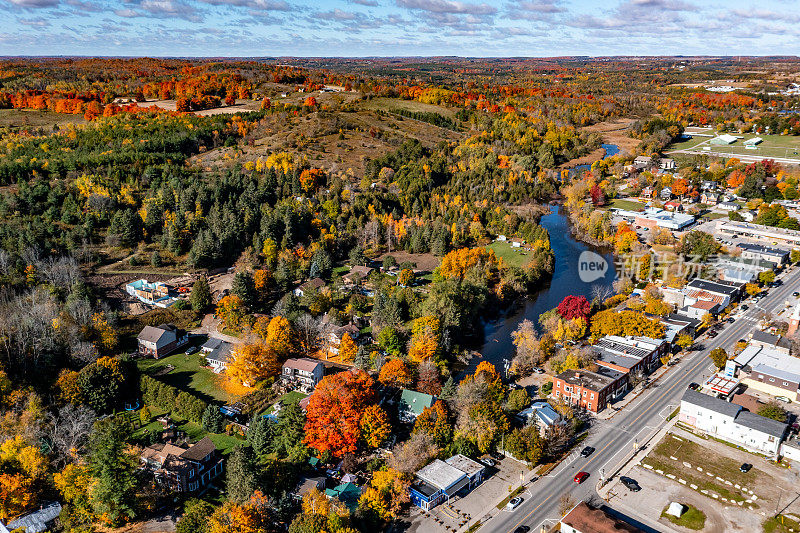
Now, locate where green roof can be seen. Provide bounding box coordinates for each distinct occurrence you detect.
[325,482,362,510]
[308,456,321,467]
[399,389,436,419]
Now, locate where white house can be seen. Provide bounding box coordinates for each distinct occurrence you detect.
[679,388,788,456]
[281,358,325,392]
[201,337,234,373]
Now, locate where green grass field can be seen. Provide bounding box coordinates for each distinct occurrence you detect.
[764,514,800,533]
[132,407,244,454]
[610,198,645,211]
[0,108,88,130]
[669,133,800,161]
[661,504,706,530]
[486,240,531,268]
[137,350,241,404]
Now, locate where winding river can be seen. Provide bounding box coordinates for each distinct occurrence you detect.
[472,144,620,373]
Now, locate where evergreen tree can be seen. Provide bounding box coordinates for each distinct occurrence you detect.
[439,377,456,400]
[177,499,214,533]
[273,402,305,457]
[88,418,138,526]
[201,404,223,433]
[232,270,256,309]
[190,276,212,313]
[248,416,275,456]
[226,445,258,503]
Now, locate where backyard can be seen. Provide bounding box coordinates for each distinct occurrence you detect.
[486,240,531,269]
[137,349,242,404]
[130,406,244,455]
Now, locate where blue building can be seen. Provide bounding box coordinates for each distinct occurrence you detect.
[409,454,484,511]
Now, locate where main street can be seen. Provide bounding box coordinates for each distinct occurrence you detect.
[485,266,800,533]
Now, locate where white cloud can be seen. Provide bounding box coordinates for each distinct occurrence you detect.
[396,0,496,15]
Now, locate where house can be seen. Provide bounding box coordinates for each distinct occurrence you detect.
[700,191,720,205]
[140,436,224,492]
[717,201,740,212]
[633,155,652,169]
[398,389,436,422]
[137,324,189,359]
[201,338,234,373]
[664,200,682,212]
[560,501,644,533]
[497,234,507,241]
[740,210,756,222]
[0,502,62,533]
[516,401,564,436]
[678,388,788,456]
[734,344,800,401]
[510,237,525,248]
[592,335,669,378]
[640,186,655,199]
[737,242,790,267]
[282,358,325,392]
[659,158,676,171]
[659,187,673,201]
[326,323,360,355]
[325,481,362,511]
[342,266,374,286]
[683,299,719,319]
[701,180,718,191]
[789,302,800,337]
[293,475,326,499]
[125,278,174,307]
[294,277,325,298]
[551,367,628,413]
[409,455,484,511]
[749,330,792,354]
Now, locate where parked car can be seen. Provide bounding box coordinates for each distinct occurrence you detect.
[776,396,792,403]
[481,458,497,467]
[574,471,589,484]
[741,304,749,311]
[185,346,199,355]
[688,382,700,390]
[580,446,595,458]
[532,367,545,374]
[513,527,531,533]
[727,317,735,323]
[793,292,799,297]
[740,463,752,473]
[506,497,524,510]
[620,476,641,491]
[707,330,718,338]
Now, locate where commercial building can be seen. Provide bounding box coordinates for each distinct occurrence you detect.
[682,278,742,309]
[409,455,485,511]
[710,134,738,145]
[552,367,627,413]
[560,501,644,533]
[592,335,668,377]
[137,324,189,359]
[679,388,788,456]
[749,330,792,354]
[613,207,695,231]
[737,242,790,266]
[717,220,800,248]
[734,344,800,401]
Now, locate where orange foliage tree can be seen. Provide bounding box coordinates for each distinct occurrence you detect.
[304,369,376,456]
[378,359,414,388]
[226,343,280,387]
[209,490,273,533]
[216,295,245,331]
[338,332,357,362]
[438,247,498,280]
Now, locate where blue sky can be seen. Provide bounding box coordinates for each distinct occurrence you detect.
[1,0,799,57]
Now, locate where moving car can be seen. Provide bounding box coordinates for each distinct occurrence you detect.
[580,446,595,458]
[776,396,792,403]
[513,527,531,533]
[574,471,589,484]
[506,497,524,510]
[688,382,700,390]
[740,463,752,473]
[480,458,496,467]
[620,476,641,491]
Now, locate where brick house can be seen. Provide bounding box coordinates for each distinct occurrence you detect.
[140,436,224,492]
[551,367,628,413]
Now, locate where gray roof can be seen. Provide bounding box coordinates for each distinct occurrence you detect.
[686,278,741,297]
[138,324,170,343]
[6,502,62,533]
[737,242,790,257]
[445,454,484,477]
[416,459,466,491]
[750,330,792,350]
[205,342,233,364]
[751,364,800,386]
[735,411,788,438]
[681,388,742,418]
[202,337,224,351]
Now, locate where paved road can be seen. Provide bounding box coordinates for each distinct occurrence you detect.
[485,266,800,533]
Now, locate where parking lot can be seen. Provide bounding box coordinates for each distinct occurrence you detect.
[405,455,528,533]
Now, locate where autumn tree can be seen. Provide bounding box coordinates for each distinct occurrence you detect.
[413,400,452,447]
[226,342,280,387]
[557,295,591,321]
[360,405,391,448]
[590,309,665,339]
[504,426,544,465]
[378,359,413,388]
[338,332,357,362]
[397,268,414,287]
[209,490,274,533]
[709,347,728,369]
[304,369,376,456]
[217,295,245,331]
[438,247,498,280]
[358,468,410,520]
[408,315,441,363]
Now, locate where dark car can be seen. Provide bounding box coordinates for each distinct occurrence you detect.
[185,346,199,355]
[707,330,718,338]
[727,317,736,323]
[741,304,749,311]
[580,446,595,458]
[574,471,589,484]
[794,291,800,297]
[688,382,700,390]
[513,527,531,533]
[740,463,752,473]
[620,476,641,491]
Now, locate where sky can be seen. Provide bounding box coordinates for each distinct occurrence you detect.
[1,0,799,57]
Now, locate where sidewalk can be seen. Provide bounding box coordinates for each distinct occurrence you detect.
[595,357,681,421]
[458,462,541,532]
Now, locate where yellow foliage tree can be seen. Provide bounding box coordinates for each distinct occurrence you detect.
[359,405,391,448]
[439,247,498,280]
[338,333,357,362]
[226,343,279,387]
[408,316,441,363]
[358,468,410,520]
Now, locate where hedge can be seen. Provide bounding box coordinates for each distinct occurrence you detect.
[140,375,208,425]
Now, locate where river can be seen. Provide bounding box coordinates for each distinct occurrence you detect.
[472,144,620,374]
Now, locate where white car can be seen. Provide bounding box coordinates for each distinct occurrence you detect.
[506,497,524,511]
[776,396,792,403]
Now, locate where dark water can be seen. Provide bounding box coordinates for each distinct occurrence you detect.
[472,206,616,373]
[569,143,621,176]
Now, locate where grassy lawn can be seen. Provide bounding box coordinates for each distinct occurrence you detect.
[263,391,308,416]
[702,212,728,220]
[0,108,88,129]
[661,504,706,530]
[610,198,645,211]
[131,407,243,455]
[486,241,531,269]
[668,133,800,161]
[763,514,800,533]
[137,351,241,404]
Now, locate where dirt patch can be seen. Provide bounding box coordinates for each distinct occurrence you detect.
[580,118,640,155]
[376,251,440,271]
[559,146,606,169]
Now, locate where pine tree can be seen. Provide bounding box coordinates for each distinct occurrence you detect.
[439,377,456,400]
[190,277,212,313]
[201,404,223,433]
[88,419,137,526]
[226,445,257,504]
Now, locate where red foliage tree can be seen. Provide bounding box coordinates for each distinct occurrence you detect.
[556,295,591,321]
[304,369,376,456]
[589,184,605,206]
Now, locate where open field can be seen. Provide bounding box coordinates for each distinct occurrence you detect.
[137,350,242,405]
[363,96,458,118]
[0,108,87,129]
[486,240,531,268]
[580,117,640,154]
[610,198,645,211]
[376,251,440,271]
[668,132,800,163]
